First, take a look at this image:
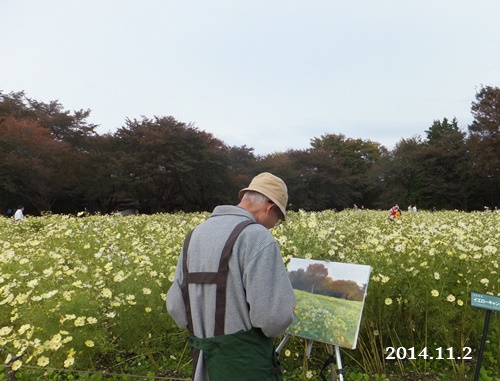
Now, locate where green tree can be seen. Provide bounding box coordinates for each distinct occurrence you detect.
[374,136,426,209]
[310,133,387,208]
[73,134,122,213]
[225,145,258,203]
[421,118,471,210]
[425,117,460,142]
[310,133,384,174]
[257,149,351,211]
[111,116,231,213]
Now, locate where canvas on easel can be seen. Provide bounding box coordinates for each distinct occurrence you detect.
[285,258,371,349]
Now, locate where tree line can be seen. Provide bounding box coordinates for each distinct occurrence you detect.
[289,263,366,302]
[1,86,499,216]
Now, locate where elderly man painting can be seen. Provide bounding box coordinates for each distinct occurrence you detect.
[167,172,295,381]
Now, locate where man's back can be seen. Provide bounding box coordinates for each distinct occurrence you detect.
[167,205,295,338]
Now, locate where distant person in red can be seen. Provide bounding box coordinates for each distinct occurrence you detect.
[389,204,401,221]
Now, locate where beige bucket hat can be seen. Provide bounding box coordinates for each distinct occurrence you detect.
[239,172,288,220]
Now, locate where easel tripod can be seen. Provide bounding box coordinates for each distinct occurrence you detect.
[275,334,345,381]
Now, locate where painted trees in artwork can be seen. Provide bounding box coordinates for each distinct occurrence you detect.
[289,263,366,302]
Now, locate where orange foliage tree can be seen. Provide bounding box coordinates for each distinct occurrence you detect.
[0,117,77,213]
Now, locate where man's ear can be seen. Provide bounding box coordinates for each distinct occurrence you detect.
[265,202,275,214]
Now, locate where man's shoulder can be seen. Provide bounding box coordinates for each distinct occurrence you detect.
[237,223,277,250]
[199,214,273,242]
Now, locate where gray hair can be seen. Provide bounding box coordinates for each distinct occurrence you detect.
[241,190,268,205]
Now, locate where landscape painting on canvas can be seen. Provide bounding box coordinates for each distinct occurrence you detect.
[285,258,372,349]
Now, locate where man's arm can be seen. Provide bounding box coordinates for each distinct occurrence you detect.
[244,242,295,337]
[166,255,189,330]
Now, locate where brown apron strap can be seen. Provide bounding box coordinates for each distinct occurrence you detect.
[180,229,195,335]
[213,220,255,335]
[181,220,255,380]
[180,220,255,335]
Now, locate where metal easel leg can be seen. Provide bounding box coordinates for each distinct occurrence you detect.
[275,333,290,354]
[306,340,314,358]
[276,336,345,381]
[335,345,344,381]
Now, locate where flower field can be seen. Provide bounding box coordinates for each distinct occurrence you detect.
[0,210,499,380]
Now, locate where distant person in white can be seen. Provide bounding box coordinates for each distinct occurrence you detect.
[413,205,417,212]
[14,206,24,222]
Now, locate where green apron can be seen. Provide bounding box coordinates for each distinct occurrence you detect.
[188,328,282,381]
[181,220,283,381]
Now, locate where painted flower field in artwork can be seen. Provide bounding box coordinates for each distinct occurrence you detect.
[0,210,499,380]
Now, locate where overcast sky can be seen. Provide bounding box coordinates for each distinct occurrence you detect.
[2,1,500,155]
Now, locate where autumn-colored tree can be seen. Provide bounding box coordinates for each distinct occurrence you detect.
[328,280,365,301]
[469,86,500,136]
[0,117,77,213]
[289,263,329,293]
[289,264,365,301]
[289,264,327,293]
[467,85,500,208]
[0,90,97,148]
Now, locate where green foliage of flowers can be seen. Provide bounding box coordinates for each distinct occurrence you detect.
[1,210,499,380]
[287,289,356,348]
[275,209,500,379]
[0,212,207,378]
